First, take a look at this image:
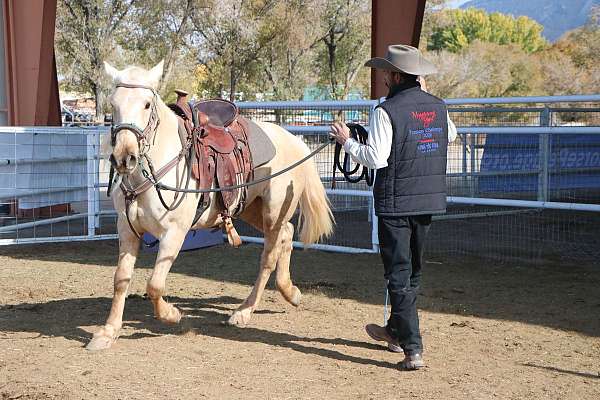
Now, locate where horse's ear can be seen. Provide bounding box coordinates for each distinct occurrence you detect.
[104,61,121,82]
[147,60,164,87]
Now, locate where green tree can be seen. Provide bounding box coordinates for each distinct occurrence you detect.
[119,0,197,99]
[419,0,451,49]
[428,8,547,54]
[191,0,278,101]
[258,0,323,100]
[55,0,139,119]
[313,0,371,100]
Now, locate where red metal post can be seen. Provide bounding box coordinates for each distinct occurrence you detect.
[371,0,426,99]
[2,0,60,126]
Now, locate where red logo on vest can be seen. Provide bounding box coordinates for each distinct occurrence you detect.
[411,111,437,128]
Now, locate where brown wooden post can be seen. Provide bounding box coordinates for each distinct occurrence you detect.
[2,0,60,126]
[371,0,426,99]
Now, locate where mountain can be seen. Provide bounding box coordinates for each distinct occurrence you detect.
[460,0,599,41]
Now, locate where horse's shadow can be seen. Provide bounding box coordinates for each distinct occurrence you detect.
[0,294,397,370]
[3,240,600,338]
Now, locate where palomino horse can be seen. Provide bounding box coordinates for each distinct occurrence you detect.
[87,60,334,351]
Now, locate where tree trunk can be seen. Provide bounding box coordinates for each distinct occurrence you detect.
[92,82,103,123]
[158,0,193,94]
[326,34,338,100]
[229,64,237,102]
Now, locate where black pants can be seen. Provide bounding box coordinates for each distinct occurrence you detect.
[378,214,432,355]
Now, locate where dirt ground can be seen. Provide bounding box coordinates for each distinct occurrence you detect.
[0,240,599,400]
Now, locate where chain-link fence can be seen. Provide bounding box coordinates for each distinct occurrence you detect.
[438,98,600,265]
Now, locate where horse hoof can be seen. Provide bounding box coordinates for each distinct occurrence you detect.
[290,286,302,307]
[159,306,183,325]
[227,309,252,327]
[86,334,116,351]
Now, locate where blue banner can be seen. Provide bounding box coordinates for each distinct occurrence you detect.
[479,134,600,192]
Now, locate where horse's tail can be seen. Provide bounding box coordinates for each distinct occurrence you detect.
[298,159,335,245]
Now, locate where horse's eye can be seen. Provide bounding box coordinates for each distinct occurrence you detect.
[145,102,151,109]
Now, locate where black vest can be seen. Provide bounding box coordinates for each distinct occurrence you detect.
[374,86,449,216]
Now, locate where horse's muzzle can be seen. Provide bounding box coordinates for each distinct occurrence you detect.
[110,153,137,174]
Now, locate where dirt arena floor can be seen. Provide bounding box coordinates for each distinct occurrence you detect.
[1,240,599,399]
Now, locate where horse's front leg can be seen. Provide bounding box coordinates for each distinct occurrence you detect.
[87,222,140,351]
[146,227,188,324]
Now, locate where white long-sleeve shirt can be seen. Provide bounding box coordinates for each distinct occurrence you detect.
[343,107,457,169]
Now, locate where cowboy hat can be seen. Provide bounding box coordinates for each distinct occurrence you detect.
[365,44,438,75]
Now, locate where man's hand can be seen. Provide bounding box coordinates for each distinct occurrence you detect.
[329,121,350,145]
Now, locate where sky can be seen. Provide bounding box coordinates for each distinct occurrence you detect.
[447,0,471,8]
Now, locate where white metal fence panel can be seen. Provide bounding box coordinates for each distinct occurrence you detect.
[0,126,108,245]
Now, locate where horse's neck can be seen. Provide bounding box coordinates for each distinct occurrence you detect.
[146,99,181,165]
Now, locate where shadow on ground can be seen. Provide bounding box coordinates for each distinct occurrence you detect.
[0,294,397,370]
[2,240,599,337]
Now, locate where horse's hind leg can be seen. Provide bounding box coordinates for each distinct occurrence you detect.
[87,224,139,351]
[275,222,301,306]
[228,225,283,327]
[229,190,302,326]
[146,228,188,324]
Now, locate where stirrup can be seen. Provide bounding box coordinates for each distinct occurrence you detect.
[221,214,242,247]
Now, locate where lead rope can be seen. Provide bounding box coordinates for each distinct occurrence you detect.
[384,280,389,326]
[155,138,333,194]
[124,192,159,247]
[107,165,115,196]
[332,123,375,188]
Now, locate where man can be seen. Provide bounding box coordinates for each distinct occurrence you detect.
[330,45,456,370]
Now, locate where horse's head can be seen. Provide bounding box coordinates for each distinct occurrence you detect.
[104,60,164,174]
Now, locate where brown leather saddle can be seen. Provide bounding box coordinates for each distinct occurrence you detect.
[192,103,253,215]
[168,92,253,218]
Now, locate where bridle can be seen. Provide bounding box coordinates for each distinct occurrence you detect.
[108,82,195,245]
[110,82,161,153]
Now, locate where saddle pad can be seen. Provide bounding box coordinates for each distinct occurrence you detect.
[245,119,276,168]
